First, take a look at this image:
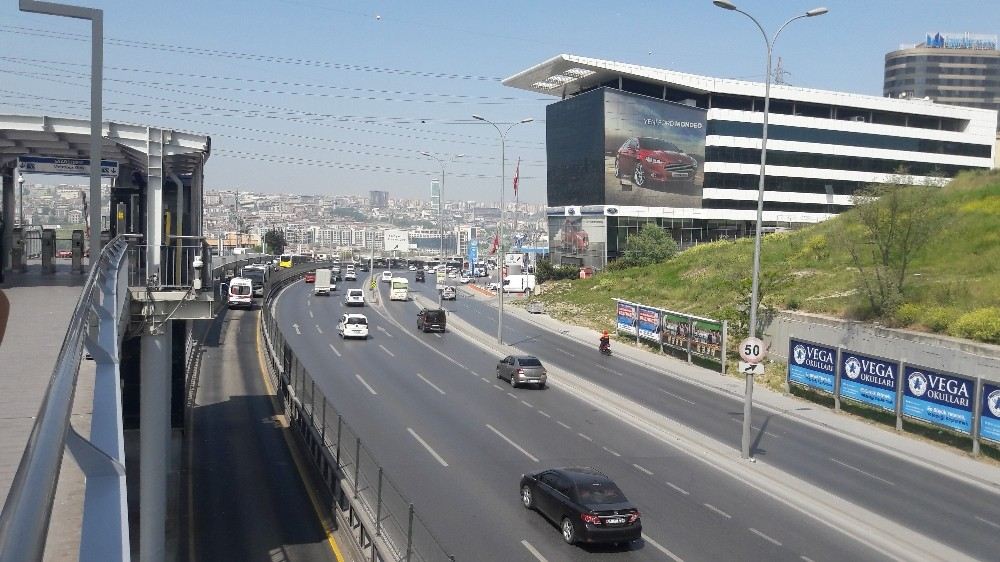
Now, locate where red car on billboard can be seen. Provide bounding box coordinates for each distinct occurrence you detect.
[614,137,697,188]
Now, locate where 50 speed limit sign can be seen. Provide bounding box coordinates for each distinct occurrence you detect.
[738,337,767,364]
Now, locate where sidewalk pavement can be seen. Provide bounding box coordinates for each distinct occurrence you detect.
[457,286,1000,492]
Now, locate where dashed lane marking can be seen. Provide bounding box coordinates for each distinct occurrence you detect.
[493,384,504,391]
[632,463,653,476]
[577,433,593,442]
[703,503,732,519]
[521,540,548,562]
[749,528,783,546]
[315,325,323,334]
[506,392,518,399]
[416,373,446,395]
[666,482,690,495]
[829,458,895,486]
[486,424,539,463]
[355,374,377,395]
[520,400,533,408]
[328,344,341,357]
[537,410,551,418]
[659,389,696,405]
[641,533,683,562]
[309,310,314,318]
[376,325,394,338]
[407,428,449,467]
[602,446,621,457]
[975,516,1000,530]
[556,421,571,430]
[378,344,395,357]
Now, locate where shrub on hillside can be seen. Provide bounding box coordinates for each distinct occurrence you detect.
[615,223,678,268]
[535,259,579,283]
[948,307,1000,344]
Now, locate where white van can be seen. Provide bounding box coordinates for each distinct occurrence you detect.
[502,274,536,294]
[381,271,393,283]
[227,277,254,309]
[314,268,333,296]
[389,277,409,301]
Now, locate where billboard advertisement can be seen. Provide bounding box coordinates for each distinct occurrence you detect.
[637,306,660,342]
[383,229,409,252]
[839,351,898,413]
[604,89,706,208]
[902,365,974,435]
[980,382,1000,444]
[548,214,607,269]
[616,301,637,335]
[788,339,836,394]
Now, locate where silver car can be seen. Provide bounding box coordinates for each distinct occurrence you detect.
[497,355,547,389]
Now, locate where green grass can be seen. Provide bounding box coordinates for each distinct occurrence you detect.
[535,169,1000,345]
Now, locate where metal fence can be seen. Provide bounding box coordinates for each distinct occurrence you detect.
[259,266,454,561]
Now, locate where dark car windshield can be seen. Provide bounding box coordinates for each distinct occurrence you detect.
[518,358,543,367]
[638,137,681,152]
[230,284,251,296]
[242,269,265,282]
[346,317,367,325]
[576,480,628,505]
[424,309,445,320]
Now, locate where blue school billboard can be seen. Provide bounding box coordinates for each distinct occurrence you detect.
[839,351,897,413]
[980,382,1000,444]
[616,301,637,336]
[788,339,836,394]
[902,365,974,435]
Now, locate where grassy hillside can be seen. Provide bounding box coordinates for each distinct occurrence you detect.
[533,169,1000,345]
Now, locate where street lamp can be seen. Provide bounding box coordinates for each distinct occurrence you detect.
[19,0,103,269]
[420,151,464,306]
[472,114,533,345]
[713,0,828,460]
[17,174,24,228]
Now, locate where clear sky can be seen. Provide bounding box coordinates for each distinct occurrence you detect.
[1,0,996,204]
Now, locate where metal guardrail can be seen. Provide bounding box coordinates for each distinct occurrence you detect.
[259,266,454,561]
[0,237,132,562]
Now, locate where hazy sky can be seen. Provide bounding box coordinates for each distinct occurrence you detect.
[1,1,996,204]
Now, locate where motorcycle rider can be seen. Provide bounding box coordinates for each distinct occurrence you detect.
[599,330,611,353]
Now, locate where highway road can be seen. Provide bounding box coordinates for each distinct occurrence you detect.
[273,273,891,561]
[439,276,1000,561]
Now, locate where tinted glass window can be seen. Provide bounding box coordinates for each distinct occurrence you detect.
[518,358,543,367]
[347,317,367,325]
[230,285,251,296]
[576,481,628,505]
[539,473,559,487]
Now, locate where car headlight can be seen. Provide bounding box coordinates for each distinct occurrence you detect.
[644,156,662,164]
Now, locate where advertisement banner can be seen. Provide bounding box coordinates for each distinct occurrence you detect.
[980,382,1000,444]
[383,229,409,252]
[839,350,898,413]
[902,365,974,435]
[616,301,637,336]
[660,311,690,352]
[468,239,478,265]
[690,318,724,361]
[637,306,660,342]
[788,339,836,394]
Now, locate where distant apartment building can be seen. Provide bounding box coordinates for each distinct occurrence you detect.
[369,190,389,208]
[885,33,1000,126]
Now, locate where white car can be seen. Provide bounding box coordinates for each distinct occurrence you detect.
[487,282,500,292]
[381,271,393,283]
[345,271,357,281]
[447,271,458,279]
[338,313,369,339]
[408,265,417,271]
[344,289,365,306]
[441,286,457,300]
[460,274,474,284]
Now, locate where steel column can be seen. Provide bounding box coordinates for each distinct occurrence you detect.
[139,322,171,562]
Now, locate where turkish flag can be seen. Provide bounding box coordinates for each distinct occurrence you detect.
[489,233,500,255]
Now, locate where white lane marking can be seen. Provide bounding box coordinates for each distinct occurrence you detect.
[602,446,621,457]
[521,539,548,562]
[703,503,731,519]
[506,392,518,399]
[520,400,534,408]
[416,373,446,395]
[555,348,573,356]
[800,556,816,562]
[377,325,394,338]
[307,299,311,307]
[577,433,593,442]
[537,410,551,418]
[328,344,341,357]
[407,428,448,467]
[728,417,779,438]
[556,421,571,430]
[293,324,302,335]
[481,377,489,383]
[315,325,323,334]
[493,384,504,391]
[485,424,539,462]
[975,515,1000,529]
[666,482,690,495]
[355,374,377,395]
[434,333,442,338]
[749,528,783,546]
[632,463,653,476]
[378,344,395,357]
[641,533,683,562]
[309,309,314,318]
[659,389,696,405]
[470,371,480,377]
[829,458,895,486]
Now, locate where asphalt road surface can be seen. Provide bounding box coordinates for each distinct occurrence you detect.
[273,274,893,561]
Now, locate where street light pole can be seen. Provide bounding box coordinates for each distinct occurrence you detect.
[420,151,464,306]
[472,115,533,345]
[17,174,24,228]
[713,0,828,460]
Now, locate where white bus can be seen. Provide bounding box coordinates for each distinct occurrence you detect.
[389,277,409,301]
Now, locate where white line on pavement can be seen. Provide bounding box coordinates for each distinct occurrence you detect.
[293,324,302,335]
[307,299,311,307]
[520,400,533,408]
[703,503,731,519]
[666,482,690,495]
[632,463,653,475]
[577,433,593,442]
[328,344,341,357]
[486,424,539,462]
[556,421,571,430]
[493,384,504,391]
[537,410,551,418]
[800,556,816,562]
[416,373,446,395]
[407,428,448,467]
[749,528,783,546]
[434,333,442,338]
[355,374,377,395]
[309,309,314,318]
[470,371,480,377]
[506,392,518,399]
[481,377,489,383]
[315,325,323,334]
[975,515,1000,529]
[521,540,548,562]
[659,389,696,405]
[641,534,683,561]
[378,344,395,357]
[377,325,394,338]
[602,446,621,457]
[555,348,573,356]
[829,458,895,486]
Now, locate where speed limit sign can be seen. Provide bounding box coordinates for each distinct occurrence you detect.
[739,337,767,364]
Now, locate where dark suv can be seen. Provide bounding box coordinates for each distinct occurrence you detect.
[417,308,446,332]
[415,270,426,282]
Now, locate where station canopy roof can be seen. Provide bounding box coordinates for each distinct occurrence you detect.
[0,114,210,177]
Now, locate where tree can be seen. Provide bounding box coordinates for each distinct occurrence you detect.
[264,229,287,255]
[616,223,678,268]
[535,259,579,283]
[841,173,941,316]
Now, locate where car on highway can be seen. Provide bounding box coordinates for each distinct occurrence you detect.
[337,313,369,339]
[226,277,254,309]
[487,282,500,292]
[344,289,365,307]
[459,273,474,284]
[415,270,426,282]
[417,308,447,332]
[496,355,547,388]
[519,467,641,546]
[381,271,393,283]
[345,270,357,281]
[304,271,316,283]
[408,264,417,271]
[614,136,697,188]
[441,286,456,300]
[447,271,458,279]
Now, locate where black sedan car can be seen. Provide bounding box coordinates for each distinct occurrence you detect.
[520,467,641,546]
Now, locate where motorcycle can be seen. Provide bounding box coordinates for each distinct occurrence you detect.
[599,342,612,356]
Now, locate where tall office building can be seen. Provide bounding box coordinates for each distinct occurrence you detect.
[884,33,1000,124]
[369,190,389,208]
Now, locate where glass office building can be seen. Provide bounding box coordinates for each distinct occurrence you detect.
[504,54,997,268]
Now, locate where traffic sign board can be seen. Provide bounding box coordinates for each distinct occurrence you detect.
[738,361,765,375]
[739,337,767,364]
